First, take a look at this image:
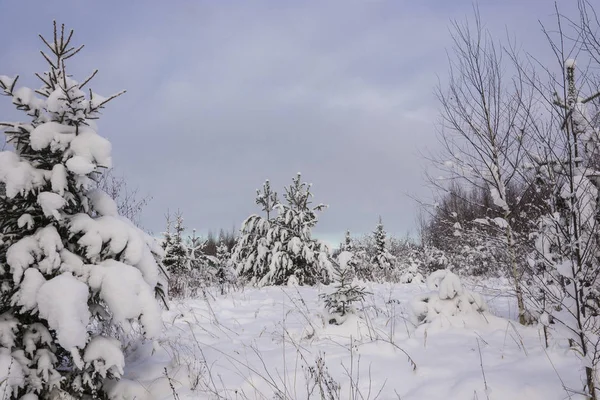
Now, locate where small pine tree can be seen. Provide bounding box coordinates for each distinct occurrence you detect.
[163,211,189,274]
[321,251,368,325]
[341,230,353,252]
[233,174,332,286]
[255,179,278,221]
[162,212,174,252]
[338,230,358,278]
[350,235,374,281]
[163,211,190,296]
[231,179,278,284]
[216,239,230,268]
[215,239,235,294]
[262,173,331,286]
[0,23,163,398]
[186,228,214,294]
[372,217,395,282]
[187,228,206,270]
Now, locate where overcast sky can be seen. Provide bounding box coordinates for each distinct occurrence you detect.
[0,0,575,246]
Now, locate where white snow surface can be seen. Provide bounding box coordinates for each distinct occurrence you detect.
[68,213,160,287]
[66,155,96,174]
[29,121,75,152]
[68,126,112,169]
[37,191,66,219]
[12,268,46,311]
[0,348,25,398]
[29,122,112,172]
[88,188,119,217]
[37,272,90,349]
[108,280,586,400]
[88,260,162,337]
[7,225,63,283]
[337,250,353,269]
[0,151,47,198]
[84,336,125,378]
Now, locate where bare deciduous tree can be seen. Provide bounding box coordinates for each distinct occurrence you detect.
[515,2,600,397]
[95,169,151,228]
[432,8,534,324]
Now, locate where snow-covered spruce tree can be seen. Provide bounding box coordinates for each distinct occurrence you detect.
[162,211,190,297]
[351,235,374,281]
[321,251,368,325]
[0,23,163,398]
[163,211,188,274]
[255,179,278,221]
[340,230,353,252]
[261,173,332,286]
[232,180,278,284]
[186,228,214,296]
[161,211,173,252]
[371,217,395,282]
[338,230,358,278]
[215,238,235,294]
[187,228,204,264]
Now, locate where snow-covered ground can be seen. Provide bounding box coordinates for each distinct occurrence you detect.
[117,280,585,399]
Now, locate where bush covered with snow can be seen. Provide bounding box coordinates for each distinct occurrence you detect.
[0,23,164,399]
[397,259,425,284]
[410,270,488,329]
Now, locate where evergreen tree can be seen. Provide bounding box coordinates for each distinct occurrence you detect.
[163,211,189,275]
[187,228,214,292]
[215,238,235,294]
[262,173,331,286]
[255,179,278,221]
[216,239,230,268]
[163,211,190,296]
[231,179,278,284]
[187,228,206,270]
[162,212,173,252]
[233,174,332,286]
[0,23,163,398]
[372,217,395,282]
[321,251,368,325]
[350,235,374,281]
[338,230,358,278]
[341,230,353,252]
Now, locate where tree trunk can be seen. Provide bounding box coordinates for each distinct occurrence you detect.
[506,223,527,324]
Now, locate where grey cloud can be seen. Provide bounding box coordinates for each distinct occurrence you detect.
[0,0,579,244]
